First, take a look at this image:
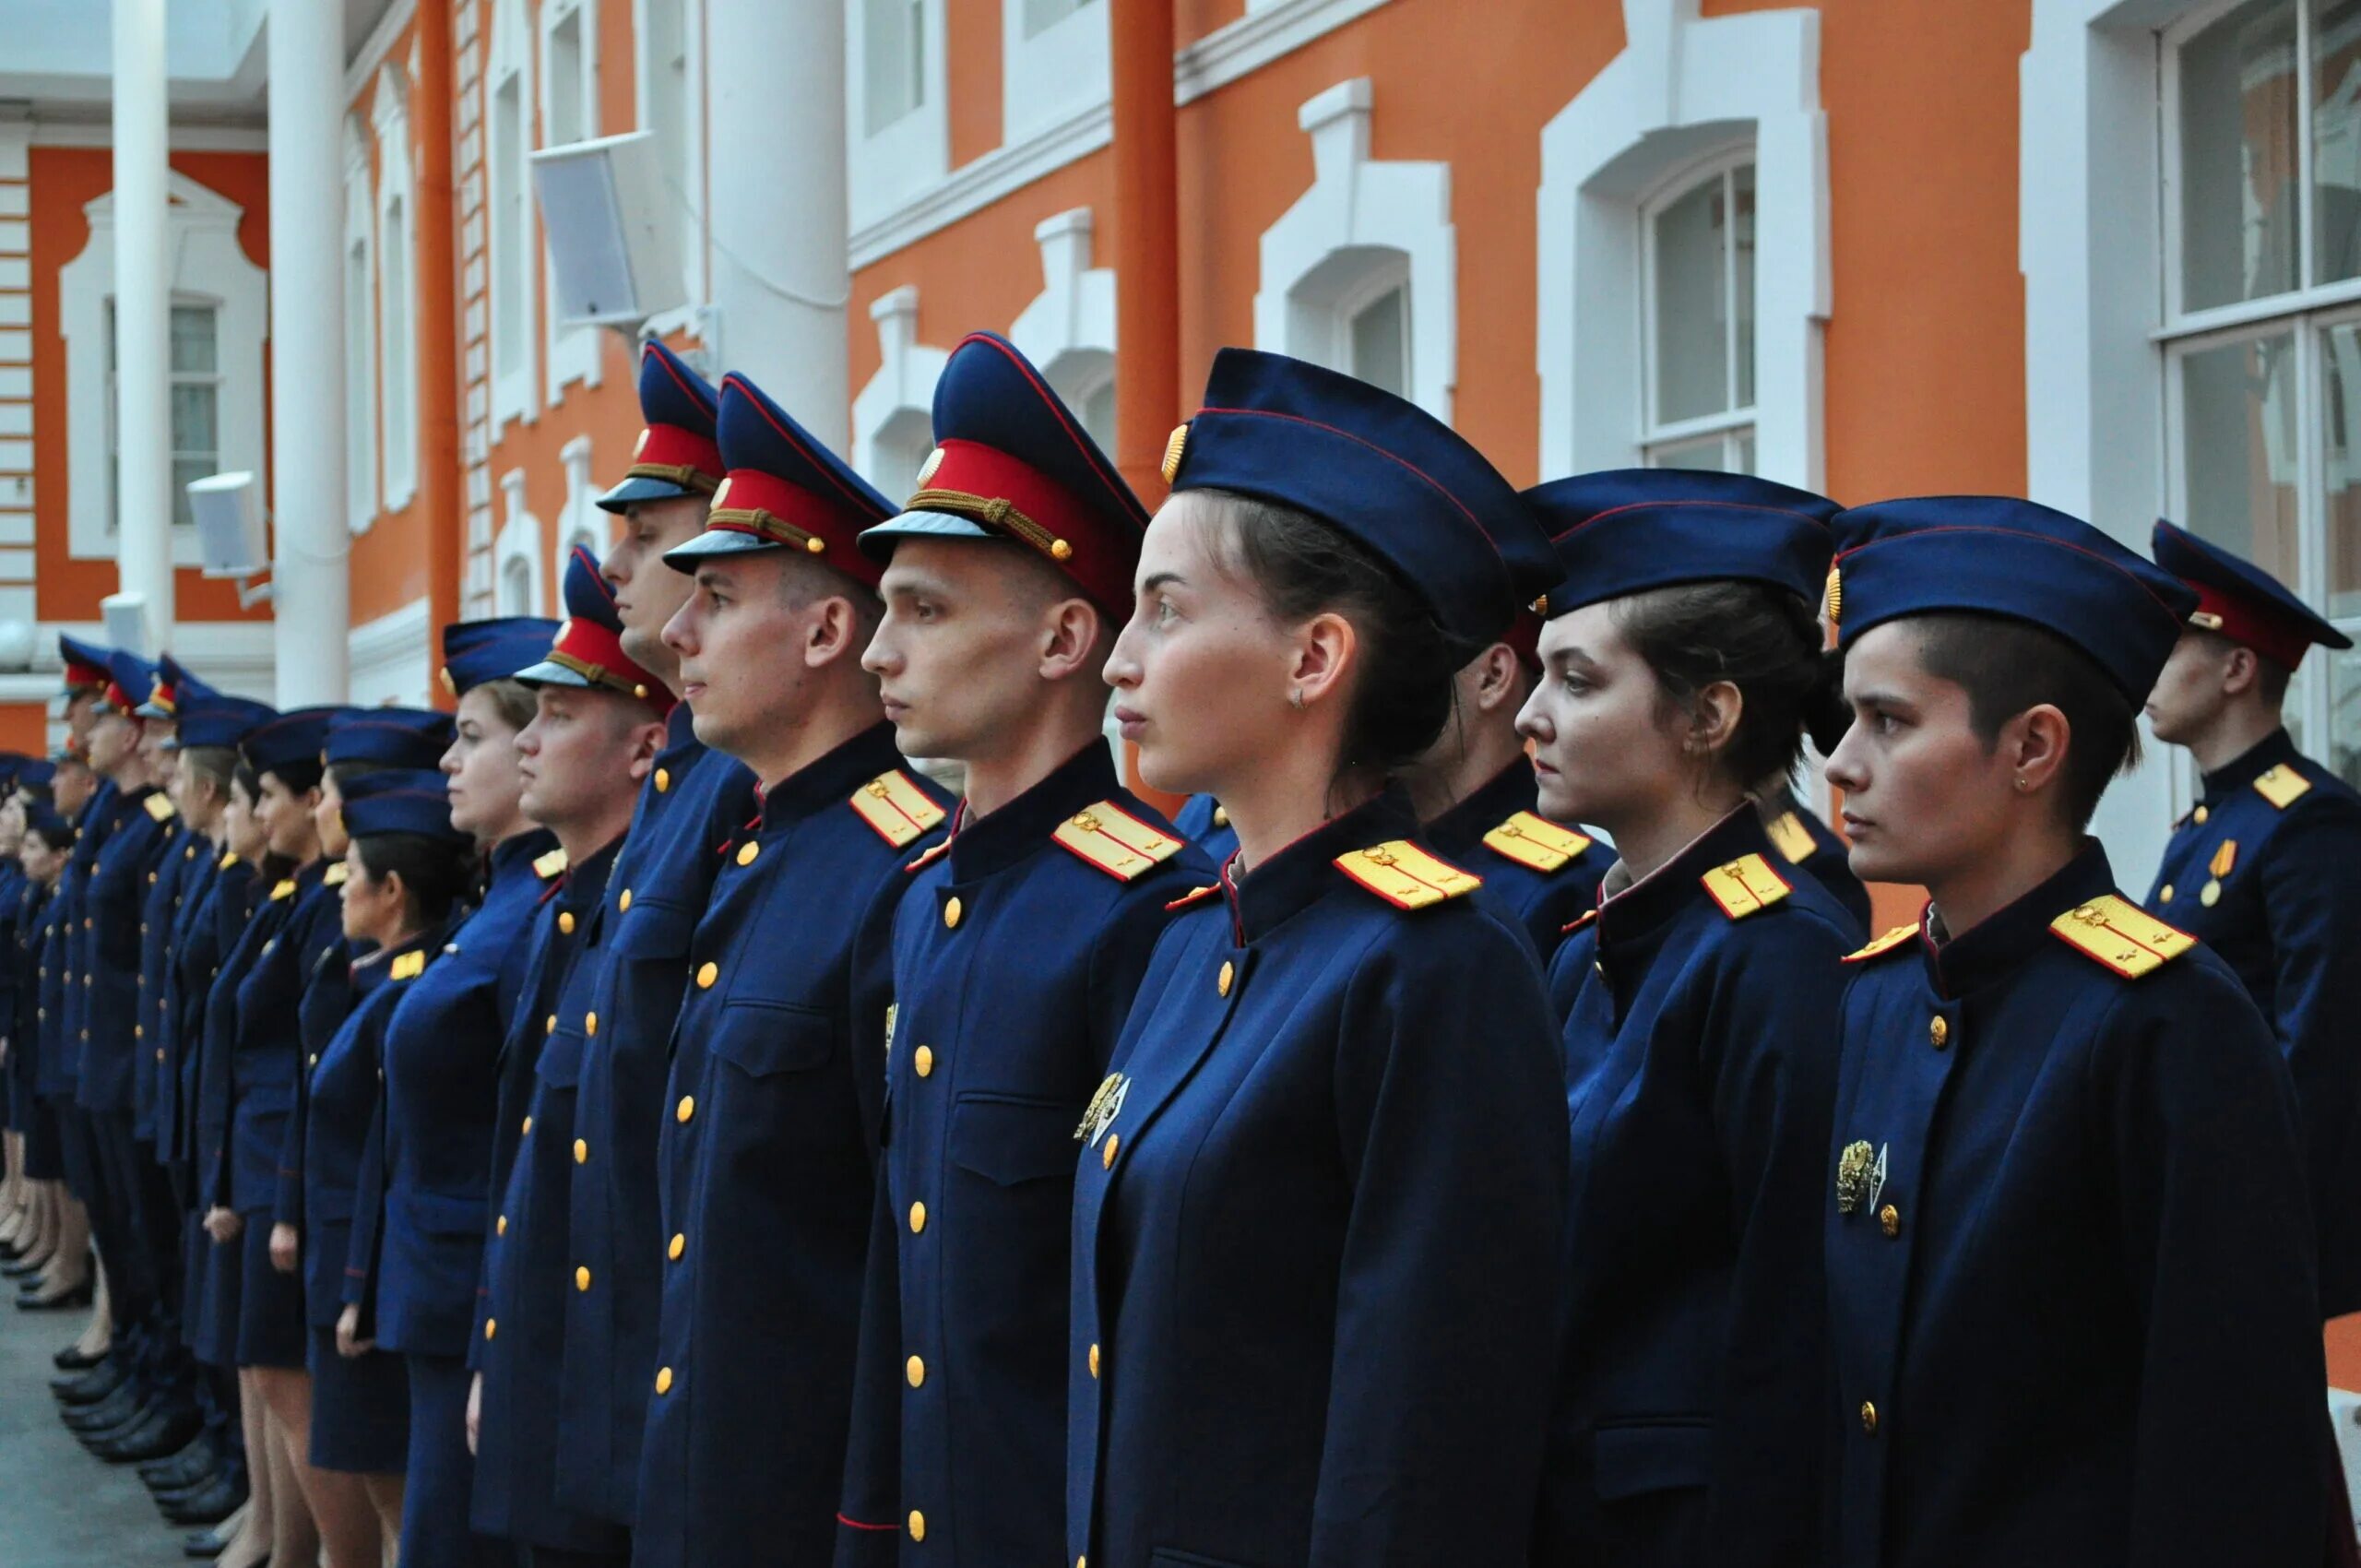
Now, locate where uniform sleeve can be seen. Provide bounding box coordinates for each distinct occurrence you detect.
[1700,911,1847,1566]
[2094,968,2328,1568]
[343,1015,390,1336]
[275,1047,309,1231]
[832,1162,906,1568]
[1311,914,1569,1568]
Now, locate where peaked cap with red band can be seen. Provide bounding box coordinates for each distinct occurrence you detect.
[517,544,676,715]
[599,339,724,514]
[856,331,1148,616]
[1157,348,1544,644]
[59,635,111,695]
[2152,517,2351,671]
[1525,469,1840,620]
[136,652,214,720]
[665,372,896,588]
[94,649,158,717]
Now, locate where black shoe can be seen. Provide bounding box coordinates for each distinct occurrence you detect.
[164,1473,248,1528]
[91,1403,202,1462]
[53,1356,125,1401]
[142,1436,221,1487]
[63,1385,144,1431]
[2,1252,52,1278]
[75,1398,164,1447]
[53,1341,107,1371]
[17,1277,94,1310]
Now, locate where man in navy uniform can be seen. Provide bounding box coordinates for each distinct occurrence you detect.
[2141,517,2361,1323]
[473,544,674,1568]
[833,331,1211,1567]
[628,368,954,1568]
[517,341,755,1551]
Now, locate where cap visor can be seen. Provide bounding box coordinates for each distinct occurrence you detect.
[854,508,997,563]
[596,474,700,514]
[661,527,787,573]
[511,659,594,690]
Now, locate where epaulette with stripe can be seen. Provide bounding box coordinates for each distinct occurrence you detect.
[2255,765,2314,809]
[1699,853,1790,920]
[389,950,427,980]
[1762,811,1817,865]
[323,862,349,887]
[143,792,176,823]
[903,839,951,875]
[1480,812,1592,874]
[853,769,948,849]
[269,879,298,901]
[1053,802,1182,883]
[1164,883,1220,913]
[533,848,569,880]
[1333,841,1482,910]
[2049,894,2194,980]
[1844,923,1918,964]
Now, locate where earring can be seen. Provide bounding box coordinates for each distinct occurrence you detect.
[2014,776,2029,791]
[1289,688,1306,711]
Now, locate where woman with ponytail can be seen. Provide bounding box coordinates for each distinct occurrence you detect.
[1514,469,1857,1568]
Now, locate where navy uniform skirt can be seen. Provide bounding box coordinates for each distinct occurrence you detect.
[192,1229,244,1369]
[234,1218,306,1370]
[308,1325,409,1473]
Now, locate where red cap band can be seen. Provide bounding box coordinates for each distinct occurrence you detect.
[629,422,724,493]
[2189,581,2313,671]
[910,438,1134,614]
[707,468,885,588]
[543,617,675,717]
[63,659,107,691]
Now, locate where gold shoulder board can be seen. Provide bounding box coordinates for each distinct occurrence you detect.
[1164,883,1220,913]
[1482,811,1593,874]
[2254,765,2314,809]
[1763,811,1818,865]
[143,793,176,823]
[1845,923,1919,964]
[1333,841,1483,910]
[853,770,949,849]
[390,950,427,980]
[1053,802,1184,883]
[1700,853,1792,920]
[219,851,240,870]
[323,862,349,887]
[2048,894,2194,980]
[269,879,297,901]
[533,848,570,880]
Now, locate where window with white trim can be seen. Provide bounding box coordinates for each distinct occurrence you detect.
[1042,350,1117,456]
[488,0,538,430]
[870,410,934,499]
[1342,271,1409,398]
[374,64,420,509]
[635,0,706,307]
[2163,0,2361,784]
[863,0,927,134]
[1641,150,1756,472]
[104,301,219,532]
[847,0,946,228]
[344,124,377,534]
[1003,0,1107,145]
[541,0,602,400]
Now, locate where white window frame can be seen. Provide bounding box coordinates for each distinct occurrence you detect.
[58,171,267,564]
[1636,146,1757,470]
[343,119,379,535]
[540,0,605,403]
[487,0,540,432]
[1002,0,1109,148]
[851,284,949,495]
[846,0,948,232]
[1536,0,1825,488]
[555,434,606,584]
[374,63,421,511]
[1009,207,1120,452]
[493,467,545,614]
[633,0,707,321]
[1253,78,1455,421]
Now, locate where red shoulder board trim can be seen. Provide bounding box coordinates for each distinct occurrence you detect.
[903,839,952,875]
[1052,801,1184,883]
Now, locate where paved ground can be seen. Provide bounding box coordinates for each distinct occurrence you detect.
[0,1295,191,1568]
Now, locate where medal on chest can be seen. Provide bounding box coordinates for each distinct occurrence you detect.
[1836,1139,1889,1217]
[2201,839,2236,908]
[1076,1072,1129,1148]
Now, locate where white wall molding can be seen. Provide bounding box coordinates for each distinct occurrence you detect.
[848,0,1396,268]
[1535,0,1828,486]
[850,284,948,494]
[1009,205,1117,409]
[554,433,603,583]
[347,596,433,707]
[1003,0,1111,148]
[28,123,272,152]
[492,466,545,614]
[344,0,422,103]
[59,168,268,564]
[373,59,421,511]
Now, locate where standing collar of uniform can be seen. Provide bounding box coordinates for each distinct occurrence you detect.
[486,826,559,885]
[557,833,623,910]
[757,721,909,829]
[2200,726,2301,805]
[1228,786,1419,944]
[1595,805,1774,948]
[1921,838,2116,999]
[351,919,446,998]
[1420,757,1538,861]
[945,739,1120,885]
[658,699,704,766]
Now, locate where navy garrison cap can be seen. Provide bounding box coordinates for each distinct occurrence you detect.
[666,373,896,586]
[173,696,279,752]
[338,766,468,846]
[599,339,724,513]
[519,545,674,713]
[440,617,562,698]
[859,332,1148,615]
[1828,497,2200,702]
[2152,517,2352,671]
[1525,469,1840,617]
[326,707,455,770]
[24,802,70,846]
[1156,348,1541,645]
[241,706,341,782]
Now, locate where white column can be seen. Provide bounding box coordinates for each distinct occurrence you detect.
[110,0,172,647]
[706,0,849,437]
[266,0,350,702]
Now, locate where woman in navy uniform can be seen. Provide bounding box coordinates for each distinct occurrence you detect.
[10,797,68,1290]
[1514,469,1856,1568]
[1819,496,2328,1567]
[1068,350,1568,1568]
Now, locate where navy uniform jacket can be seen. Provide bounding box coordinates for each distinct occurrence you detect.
[364,829,558,1358]
[171,855,247,1170]
[1171,792,1237,866]
[0,858,24,1115]
[76,781,165,1113]
[1066,790,1568,1568]
[1419,759,1604,964]
[1534,809,1850,1567]
[222,862,340,1214]
[273,868,362,1272]
[474,837,631,1555]
[1827,845,2324,1568]
[291,931,435,1327]
[836,742,1208,1568]
[2141,729,2361,1315]
[632,725,951,1568]
[1760,793,1872,941]
[554,708,753,1524]
[136,826,202,1143]
[34,874,77,1104]
[52,778,116,1100]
